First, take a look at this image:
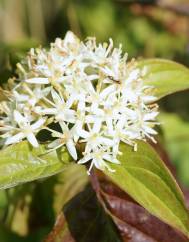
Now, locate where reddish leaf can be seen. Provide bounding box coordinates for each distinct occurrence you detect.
[63,184,122,242]
[90,172,189,242]
[44,212,75,242]
[45,184,122,242]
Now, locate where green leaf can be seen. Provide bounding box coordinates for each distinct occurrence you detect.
[137,59,189,100]
[103,141,189,238]
[0,141,72,189]
[159,112,189,186]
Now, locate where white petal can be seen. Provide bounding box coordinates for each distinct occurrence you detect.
[51,89,62,104]
[90,102,99,112]
[78,154,91,164]
[59,121,69,132]
[123,130,139,139]
[87,74,99,81]
[66,96,75,108]
[57,76,72,83]
[124,108,137,118]
[77,129,89,139]
[78,100,85,111]
[103,154,120,164]
[117,118,126,130]
[13,91,29,101]
[5,132,25,145]
[85,115,95,123]
[92,119,102,133]
[25,78,49,84]
[142,96,157,103]
[40,108,57,115]
[106,119,114,133]
[87,82,96,93]
[143,126,157,135]
[143,112,159,121]
[48,139,62,149]
[93,108,104,116]
[102,66,113,77]
[112,143,120,155]
[66,139,77,160]
[14,110,26,125]
[49,128,63,138]
[99,137,114,146]
[127,69,140,82]
[31,118,45,130]
[26,132,39,147]
[56,110,76,123]
[94,157,115,172]
[93,158,104,170]
[42,87,51,96]
[64,31,79,45]
[100,85,116,99]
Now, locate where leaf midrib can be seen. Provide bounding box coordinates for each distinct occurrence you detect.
[116,166,189,234]
[120,152,185,205]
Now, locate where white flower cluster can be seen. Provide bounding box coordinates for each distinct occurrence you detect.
[0,31,159,173]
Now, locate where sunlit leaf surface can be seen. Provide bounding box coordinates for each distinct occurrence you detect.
[137,59,189,100]
[103,141,189,238]
[91,172,189,242]
[0,141,73,189]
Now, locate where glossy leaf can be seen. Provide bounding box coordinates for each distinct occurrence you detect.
[0,141,72,189]
[103,141,189,238]
[91,172,189,242]
[137,59,189,100]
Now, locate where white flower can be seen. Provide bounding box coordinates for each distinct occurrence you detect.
[13,84,51,107]
[47,122,77,160]
[78,121,114,154]
[41,89,76,123]
[0,31,159,174]
[78,147,120,175]
[5,110,45,147]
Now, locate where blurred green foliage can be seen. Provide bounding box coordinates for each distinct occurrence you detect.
[159,113,189,186]
[0,0,188,81]
[0,0,188,240]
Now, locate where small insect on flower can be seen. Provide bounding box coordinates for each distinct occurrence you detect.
[0,31,159,174]
[107,75,121,84]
